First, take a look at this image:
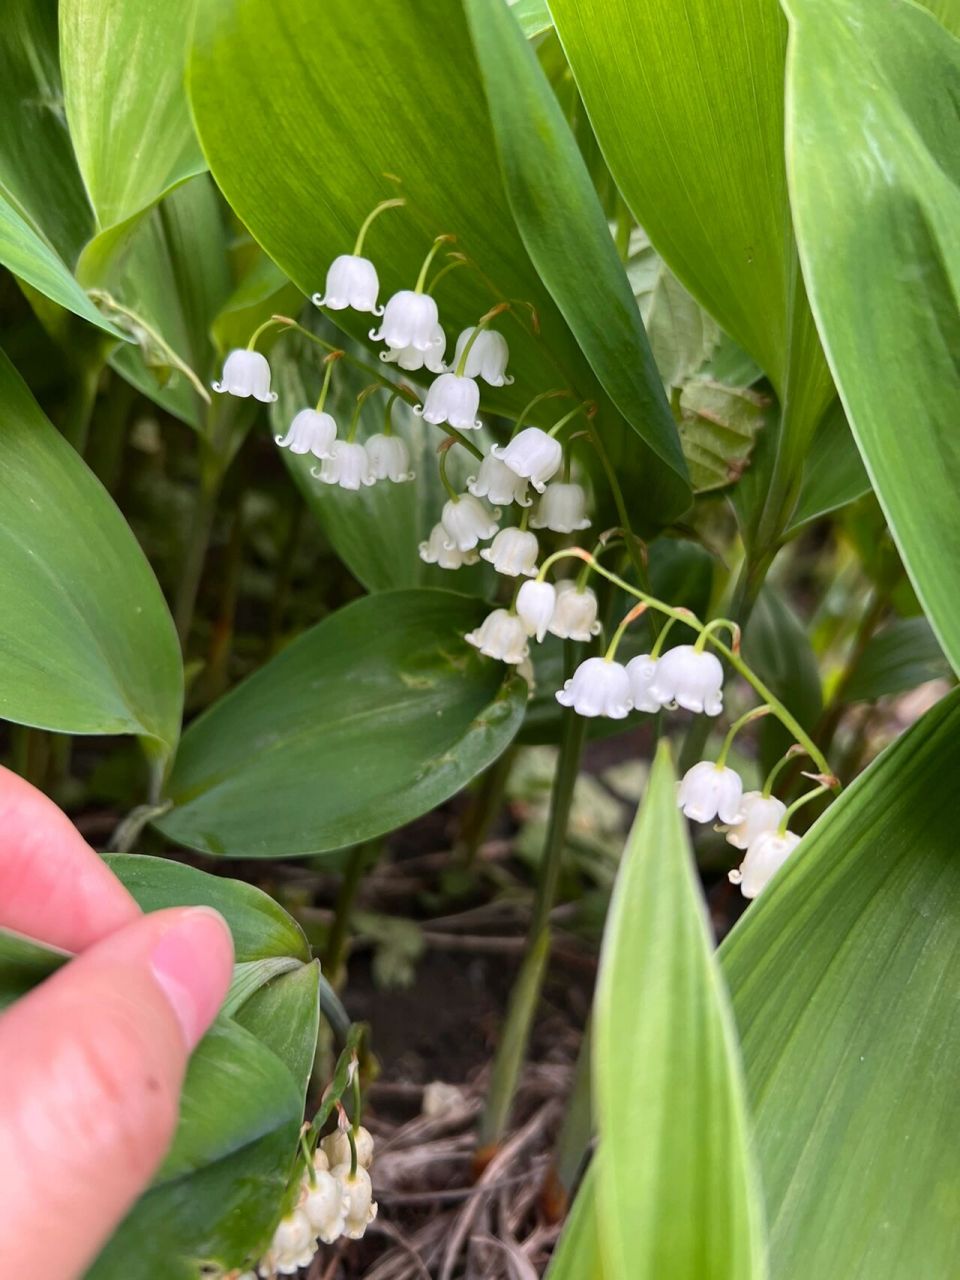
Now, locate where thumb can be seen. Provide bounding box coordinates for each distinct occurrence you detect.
[0,906,234,1278]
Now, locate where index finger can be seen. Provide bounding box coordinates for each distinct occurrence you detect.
[0,766,139,951]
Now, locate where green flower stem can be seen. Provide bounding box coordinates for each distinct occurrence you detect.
[438,447,459,502]
[547,403,590,439]
[314,352,342,413]
[542,549,835,780]
[352,197,405,256]
[246,315,286,351]
[351,1067,363,1137]
[762,746,808,798]
[650,614,678,658]
[510,389,572,439]
[779,783,832,833]
[715,705,771,768]
[426,256,467,296]
[604,602,647,661]
[455,303,510,377]
[414,235,454,293]
[383,389,400,436]
[585,419,652,605]
[324,840,381,985]
[694,616,740,654]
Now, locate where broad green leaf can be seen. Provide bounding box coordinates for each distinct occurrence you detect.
[508,0,554,38]
[0,349,182,754]
[678,379,771,494]
[723,686,960,1279]
[270,340,491,593]
[594,743,766,1280]
[784,399,871,535]
[88,1020,304,1279]
[233,960,321,1099]
[743,585,822,773]
[0,928,69,1012]
[550,0,834,539]
[101,854,311,963]
[783,0,960,675]
[211,251,301,356]
[843,617,951,704]
[917,0,960,36]
[60,0,205,232]
[187,0,688,525]
[156,590,526,857]
[464,0,691,520]
[544,1162,605,1280]
[0,193,125,339]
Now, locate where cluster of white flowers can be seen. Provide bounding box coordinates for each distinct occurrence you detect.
[554,641,724,721]
[677,760,800,898]
[255,1127,377,1277]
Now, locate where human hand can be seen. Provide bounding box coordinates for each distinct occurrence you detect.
[0,766,234,1277]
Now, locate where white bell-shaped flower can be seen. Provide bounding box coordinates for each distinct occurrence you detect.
[464,608,529,665]
[365,433,414,482]
[440,494,500,551]
[415,372,482,430]
[516,579,556,642]
[480,527,539,578]
[380,325,447,372]
[418,523,480,570]
[320,1125,375,1171]
[626,654,664,713]
[275,408,337,459]
[467,454,532,507]
[556,656,633,718]
[530,482,592,533]
[491,427,563,493]
[649,643,725,716]
[548,580,602,642]
[312,254,382,315]
[314,440,376,491]
[452,327,513,386]
[212,349,277,403]
[300,1169,347,1244]
[258,1209,316,1277]
[729,829,800,899]
[723,792,787,851]
[678,761,744,824]
[370,290,442,351]
[331,1165,378,1240]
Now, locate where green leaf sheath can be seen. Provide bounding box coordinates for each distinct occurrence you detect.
[156,590,526,857]
[594,743,767,1280]
[0,348,182,751]
[782,0,960,675]
[723,686,960,1280]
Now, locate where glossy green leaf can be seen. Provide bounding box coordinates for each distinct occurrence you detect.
[551,0,833,541]
[156,590,526,857]
[843,617,951,704]
[211,251,301,356]
[508,0,553,38]
[0,349,182,753]
[783,0,960,674]
[233,960,321,1098]
[187,0,688,526]
[101,854,311,963]
[723,686,960,1279]
[0,928,69,1012]
[917,0,960,36]
[60,0,205,232]
[464,0,690,519]
[545,1162,605,1280]
[785,399,871,534]
[594,742,766,1280]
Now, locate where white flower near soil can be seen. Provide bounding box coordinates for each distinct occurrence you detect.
[729,829,801,899]
[321,1125,375,1170]
[380,325,447,372]
[258,1209,316,1277]
[480,527,539,578]
[313,440,376,490]
[331,1165,378,1240]
[491,427,563,493]
[212,349,277,403]
[530,482,591,534]
[440,494,500,551]
[678,761,744,824]
[516,579,557,642]
[300,1168,347,1245]
[626,654,663,713]
[548,580,602,642]
[312,254,382,315]
[452,327,513,386]
[365,433,414,482]
[649,643,725,716]
[556,656,633,719]
[370,290,442,352]
[415,372,482,430]
[419,523,480,569]
[722,792,787,851]
[467,454,532,507]
[465,609,529,665]
[275,408,337,459]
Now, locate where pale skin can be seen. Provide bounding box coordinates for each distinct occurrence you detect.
[0,766,234,1277]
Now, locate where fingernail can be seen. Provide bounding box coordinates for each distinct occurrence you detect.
[149,907,234,1049]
